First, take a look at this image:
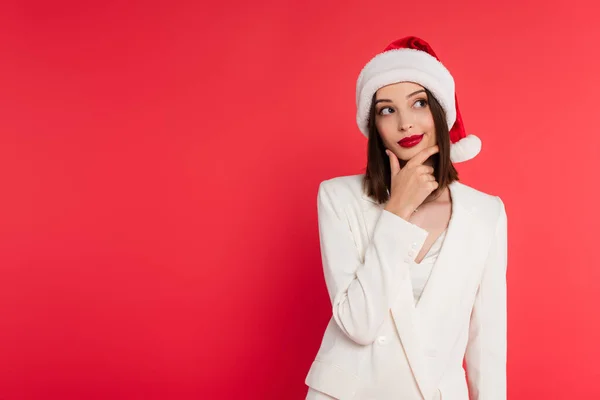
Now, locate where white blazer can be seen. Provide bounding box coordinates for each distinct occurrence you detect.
[305,174,507,400]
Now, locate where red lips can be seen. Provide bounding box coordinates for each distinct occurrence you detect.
[398,134,424,148]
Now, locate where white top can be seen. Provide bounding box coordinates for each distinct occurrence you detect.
[410,229,447,305]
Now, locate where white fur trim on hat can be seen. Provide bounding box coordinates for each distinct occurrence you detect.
[356,48,455,137]
[450,134,482,163]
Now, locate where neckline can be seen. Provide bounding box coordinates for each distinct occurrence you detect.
[420,228,447,260]
[413,210,452,267]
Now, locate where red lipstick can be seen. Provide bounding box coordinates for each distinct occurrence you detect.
[398,134,424,148]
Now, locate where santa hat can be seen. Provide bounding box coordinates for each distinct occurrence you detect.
[356,36,481,163]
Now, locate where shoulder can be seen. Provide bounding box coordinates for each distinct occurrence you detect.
[453,180,507,224]
[317,174,366,205]
[318,174,364,195]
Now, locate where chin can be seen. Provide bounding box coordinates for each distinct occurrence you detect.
[397,142,426,159]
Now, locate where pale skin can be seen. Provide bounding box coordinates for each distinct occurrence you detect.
[375,81,452,264]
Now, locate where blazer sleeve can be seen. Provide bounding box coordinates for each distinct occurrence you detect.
[465,196,508,400]
[316,180,429,346]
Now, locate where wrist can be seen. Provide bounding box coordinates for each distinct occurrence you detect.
[384,205,414,221]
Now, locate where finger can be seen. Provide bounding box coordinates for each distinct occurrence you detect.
[407,145,440,167]
[386,149,401,175]
[416,165,435,175]
[408,145,439,167]
[420,173,436,182]
[387,150,400,175]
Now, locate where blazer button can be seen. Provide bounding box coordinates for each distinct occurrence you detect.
[411,243,418,249]
[408,250,415,257]
[404,258,411,263]
[376,336,388,345]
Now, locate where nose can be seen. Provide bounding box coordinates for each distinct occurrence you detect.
[397,114,414,131]
[398,120,413,132]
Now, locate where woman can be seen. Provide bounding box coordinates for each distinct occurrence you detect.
[305,36,507,400]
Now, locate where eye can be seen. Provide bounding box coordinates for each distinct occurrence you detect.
[378,106,394,116]
[414,99,428,108]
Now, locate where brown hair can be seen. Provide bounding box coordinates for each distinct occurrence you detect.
[361,88,459,204]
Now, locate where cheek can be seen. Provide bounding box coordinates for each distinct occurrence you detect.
[428,133,437,146]
[376,120,395,141]
[422,115,436,140]
[422,113,435,130]
[376,117,393,131]
[427,124,437,144]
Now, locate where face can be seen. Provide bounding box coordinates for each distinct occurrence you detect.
[374,81,437,162]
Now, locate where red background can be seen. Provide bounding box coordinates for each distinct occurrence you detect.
[1,0,599,399]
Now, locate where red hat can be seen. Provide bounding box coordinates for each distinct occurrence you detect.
[356,36,481,163]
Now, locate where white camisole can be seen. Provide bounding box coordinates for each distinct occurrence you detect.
[410,228,447,305]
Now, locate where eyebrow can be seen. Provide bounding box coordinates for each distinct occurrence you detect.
[374,89,427,105]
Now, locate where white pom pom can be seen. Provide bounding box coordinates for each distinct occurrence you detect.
[450,134,482,163]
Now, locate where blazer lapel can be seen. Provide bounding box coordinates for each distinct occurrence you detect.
[415,182,476,314]
[360,181,477,400]
[390,281,433,399]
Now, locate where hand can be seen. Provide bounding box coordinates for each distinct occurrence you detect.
[383,145,440,220]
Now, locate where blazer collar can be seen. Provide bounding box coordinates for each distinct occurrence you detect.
[360,180,477,216]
